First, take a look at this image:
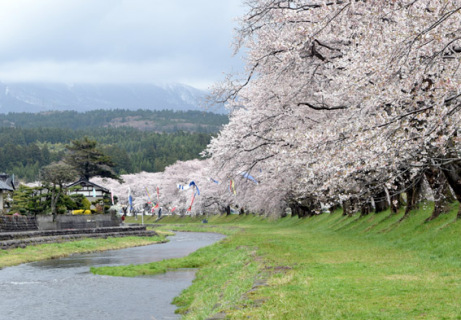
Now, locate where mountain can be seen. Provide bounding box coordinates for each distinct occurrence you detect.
[0,82,224,113]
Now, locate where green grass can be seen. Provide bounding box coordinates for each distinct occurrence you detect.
[0,234,166,268]
[94,204,461,319]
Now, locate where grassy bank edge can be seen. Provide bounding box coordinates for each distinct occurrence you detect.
[0,231,169,269]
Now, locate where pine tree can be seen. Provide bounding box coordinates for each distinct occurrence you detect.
[64,137,123,182]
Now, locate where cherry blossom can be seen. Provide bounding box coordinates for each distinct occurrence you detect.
[206,0,461,217]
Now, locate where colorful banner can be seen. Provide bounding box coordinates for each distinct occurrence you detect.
[187,193,196,211]
[177,184,191,190]
[128,187,133,211]
[155,186,160,208]
[241,172,259,184]
[230,180,236,195]
[178,181,200,195]
[189,181,200,196]
[145,187,153,204]
[210,177,219,184]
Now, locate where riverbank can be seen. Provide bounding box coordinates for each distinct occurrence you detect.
[0,232,167,268]
[93,202,461,319]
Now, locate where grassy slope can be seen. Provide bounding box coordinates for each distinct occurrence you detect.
[93,203,461,319]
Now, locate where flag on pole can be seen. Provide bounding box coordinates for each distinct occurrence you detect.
[210,177,219,184]
[128,187,133,211]
[230,180,236,195]
[189,181,200,196]
[187,193,196,211]
[155,186,160,208]
[241,172,259,184]
[145,187,153,204]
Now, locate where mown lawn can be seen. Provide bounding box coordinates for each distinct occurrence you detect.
[94,203,461,319]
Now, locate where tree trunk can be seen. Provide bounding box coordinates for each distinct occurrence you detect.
[390,193,401,214]
[425,167,452,221]
[373,190,389,213]
[342,199,351,216]
[441,162,461,219]
[298,205,307,218]
[352,198,360,217]
[306,205,315,217]
[401,177,423,220]
[360,200,372,217]
[289,204,298,218]
[329,204,341,213]
[344,198,359,217]
[289,203,310,218]
[50,188,61,222]
[280,208,287,218]
[296,203,310,218]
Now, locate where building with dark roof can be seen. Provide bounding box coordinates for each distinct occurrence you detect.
[0,173,15,212]
[66,178,110,202]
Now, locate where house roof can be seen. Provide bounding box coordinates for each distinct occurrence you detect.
[66,178,109,193]
[0,174,14,191]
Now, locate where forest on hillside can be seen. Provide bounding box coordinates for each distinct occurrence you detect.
[0,109,228,133]
[0,109,227,182]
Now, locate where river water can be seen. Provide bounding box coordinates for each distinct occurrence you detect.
[0,232,225,320]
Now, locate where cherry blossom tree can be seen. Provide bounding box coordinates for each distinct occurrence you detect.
[92,159,224,217]
[206,0,461,218]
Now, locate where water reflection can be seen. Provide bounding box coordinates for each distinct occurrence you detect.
[0,232,225,320]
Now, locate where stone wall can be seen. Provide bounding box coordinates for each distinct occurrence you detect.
[0,214,120,232]
[0,226,158,250]
[37,214,120,230]
[0,215,38,232]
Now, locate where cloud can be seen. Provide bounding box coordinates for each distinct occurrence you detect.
[0,0,245,89]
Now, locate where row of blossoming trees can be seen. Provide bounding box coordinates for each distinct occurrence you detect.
[97,1,461,220]
[204,0,461,219]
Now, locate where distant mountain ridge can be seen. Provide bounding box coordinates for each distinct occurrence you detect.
[0,82,222,113]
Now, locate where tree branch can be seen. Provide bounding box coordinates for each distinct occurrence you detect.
[297,102,347,111]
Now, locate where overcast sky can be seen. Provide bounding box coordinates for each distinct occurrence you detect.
[0,0,246,89]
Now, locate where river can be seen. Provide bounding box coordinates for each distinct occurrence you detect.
[0,231,225,320]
